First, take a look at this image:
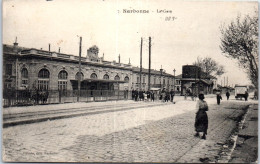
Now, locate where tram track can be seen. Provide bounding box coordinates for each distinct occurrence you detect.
[3,102,170,128]
[3,102,147,120]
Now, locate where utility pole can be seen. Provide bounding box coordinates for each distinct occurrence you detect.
[49,44,51,52]
[160,65,163,90]
[77,37,82,102]
[140,38,143,91]
[118,54,120,63]
[148,37,151,91]
[224,77,225,87]
[195,67,197,95]
[173,69,176,92]
[59,47,60,53]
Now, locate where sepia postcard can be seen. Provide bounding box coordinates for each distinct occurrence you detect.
[2,0,258,163]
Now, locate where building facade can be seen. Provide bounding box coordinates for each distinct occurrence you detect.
[180,65,217,95]
[3,43,177,94]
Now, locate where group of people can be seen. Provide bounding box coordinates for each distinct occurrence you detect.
[217,90,249,105]
[131,88,176,103]
[184,87,196,101]
[132,90,155,102]
[160,88,175,103]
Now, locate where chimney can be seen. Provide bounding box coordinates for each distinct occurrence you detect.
[118,54,120,63]
[13,37,18,47]
[13,37,18,53]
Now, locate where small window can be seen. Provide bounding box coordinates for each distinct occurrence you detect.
[21,68,28,78]
[90,73,97,79]
[22,80,28,85]
[5,64,12,76]
[103,74,109,80]
[114,75,120,81]
[124,76,129,82]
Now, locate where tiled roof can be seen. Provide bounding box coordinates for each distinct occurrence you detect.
[132,66,174,77]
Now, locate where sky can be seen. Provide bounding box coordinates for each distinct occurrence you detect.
[2,0,258,86]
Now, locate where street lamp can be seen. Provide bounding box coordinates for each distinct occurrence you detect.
[173,69,176,92]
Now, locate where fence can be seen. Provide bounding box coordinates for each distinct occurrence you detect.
[2,89,132,107]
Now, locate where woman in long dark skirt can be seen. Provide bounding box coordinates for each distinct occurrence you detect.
[194,93,208,140]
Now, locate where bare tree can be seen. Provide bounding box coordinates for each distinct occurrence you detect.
[220,12,258,88]
[193,56,225,77]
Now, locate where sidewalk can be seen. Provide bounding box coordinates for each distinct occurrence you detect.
[229,104,258,163]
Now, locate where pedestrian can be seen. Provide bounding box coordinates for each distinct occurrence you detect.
[170,89,175,103]
[165,91,169,102]
[245,91,248,101]
[226,90,230,100]
[254,90,258,100]
[134,90,138,101]
[216,91,222,105]
[143,91,147,101]
[139,90,143,101]
[132,90,135,100]
[194,93,208,140]
[151,91,155,102]
[162,89,166,102]
[147,91,151,101]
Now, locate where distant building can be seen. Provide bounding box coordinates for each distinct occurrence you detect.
[180,65,217,95]
[174,74,182,92]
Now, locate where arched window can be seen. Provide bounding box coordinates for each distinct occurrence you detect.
[58,70,68,79]
[75,72,84,80]
[21,68,28,85]
[103,74,109,80]
[38,69,50,78]
[58,70,68,90]
[114,75,120,81]
[90,73,97,79]
[38,68,50,90]
[21,68,28,78]
[124,76,129,83]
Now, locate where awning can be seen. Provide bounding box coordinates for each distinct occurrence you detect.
[71,78,126,83]
[200,79,213,85]
[150,87,161,91]
[194,79,213,85]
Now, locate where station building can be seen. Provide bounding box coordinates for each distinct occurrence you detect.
[3,42,178,94]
